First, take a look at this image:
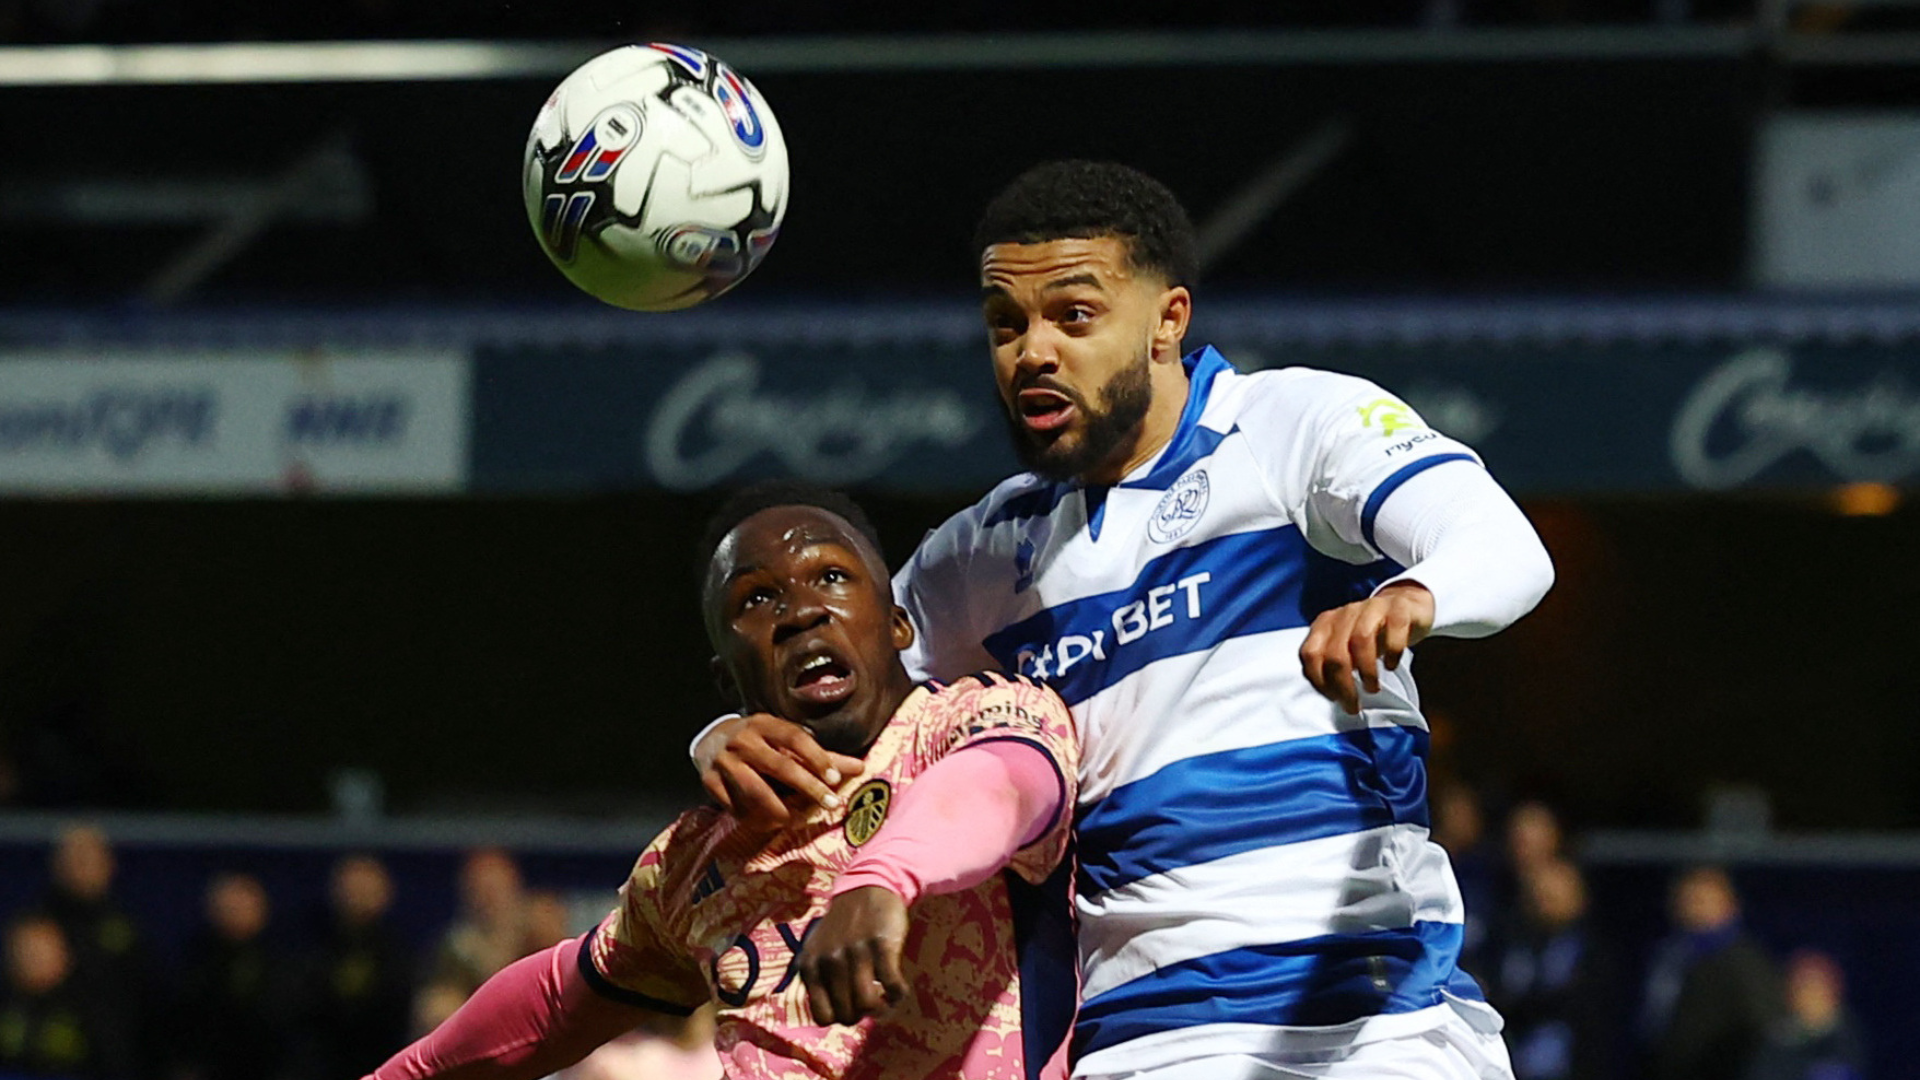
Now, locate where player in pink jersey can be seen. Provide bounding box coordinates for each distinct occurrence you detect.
[365,483,1080,1080]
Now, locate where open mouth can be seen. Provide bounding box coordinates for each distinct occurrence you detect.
[1017,388,1078,433]
[789,651,855,709]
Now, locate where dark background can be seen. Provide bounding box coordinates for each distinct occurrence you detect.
[0,59,1761,303]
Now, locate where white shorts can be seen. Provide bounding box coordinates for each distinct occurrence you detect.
[1075,1010,1515,1080]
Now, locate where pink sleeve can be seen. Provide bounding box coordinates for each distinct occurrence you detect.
[367,934,659,1080]
[830,739,1064,906]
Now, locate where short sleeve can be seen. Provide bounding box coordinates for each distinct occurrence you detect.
[916,673,1079,884]
[582,829,711,1014]
[1238,369,1484,560]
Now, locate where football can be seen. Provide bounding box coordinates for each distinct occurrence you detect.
[523,43,789,311]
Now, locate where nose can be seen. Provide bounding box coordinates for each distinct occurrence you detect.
[771,589,829,645]
[1021,319,1067,365]
[1015,325,1062,377]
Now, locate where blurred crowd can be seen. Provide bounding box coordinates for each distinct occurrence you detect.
[0,809,1873,1080]
[0,824,719,1080]
[1434,782,1869,1080]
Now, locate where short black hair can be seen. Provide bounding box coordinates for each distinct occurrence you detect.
[973,160,1199,288]
[697,480,886,587]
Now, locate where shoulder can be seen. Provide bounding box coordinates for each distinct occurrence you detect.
[1230,366,1442,476]
[1232,365,1394,417]
[907,474,1058,577]
[935,670,1061,704]
[923,672,1073,733]
[959,473,1063,534]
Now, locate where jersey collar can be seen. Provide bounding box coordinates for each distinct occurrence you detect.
[1116,344,1234,491]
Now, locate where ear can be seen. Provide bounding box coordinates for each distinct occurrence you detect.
[890,605,916,652]
[1152,285,1192,364]
[709,655,743,710]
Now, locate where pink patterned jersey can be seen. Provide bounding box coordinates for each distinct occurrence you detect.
[587,673,1080,1080]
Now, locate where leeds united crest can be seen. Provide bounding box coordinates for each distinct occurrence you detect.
[843,779,891,846]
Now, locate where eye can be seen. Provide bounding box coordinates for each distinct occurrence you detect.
[820,566,851,586]
[1060,304,1095,325]
[739,586,775,611]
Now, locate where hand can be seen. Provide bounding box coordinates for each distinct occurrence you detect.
[1299,582,1435,715]
[798,886,910,1025]
[696,713,865,832]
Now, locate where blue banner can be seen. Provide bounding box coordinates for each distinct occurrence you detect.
[1301,342,1920,495]
[472,339,1019,493]
[471,336,1920,496]
[8,300,1920,496]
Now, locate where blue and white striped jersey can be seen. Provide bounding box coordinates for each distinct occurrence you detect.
[894,346,1504,1075]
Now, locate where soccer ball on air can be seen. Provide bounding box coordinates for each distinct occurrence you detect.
[523,43,789,311]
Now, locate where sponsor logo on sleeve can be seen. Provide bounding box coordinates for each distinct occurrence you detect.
[1357,397,1422,437]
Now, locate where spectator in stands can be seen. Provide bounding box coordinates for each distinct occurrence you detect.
[1490,857,1619,1080]
[0,912,137,1079]
[1640,865,1782,1080]
[407,981,471,1038]
[521,888,574,954]
[34,822,154,1071]
[428,848,527,996]
[1745,949,1867,1080]
[1432,777,1501,973]
[1507,799,1565,876]
[407,848,535,1039]
[291,855,412,1080]
[38,824,143,977]
[174,872,293,1080]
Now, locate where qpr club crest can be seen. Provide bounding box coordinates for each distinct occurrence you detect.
[1148,469,1210,544]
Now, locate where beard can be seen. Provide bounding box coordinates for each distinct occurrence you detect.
[1003,348,1154,483]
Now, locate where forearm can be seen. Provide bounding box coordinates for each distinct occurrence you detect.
[832,740,1063,905]
[1369,460,1554,637]
[368,935,647,1080]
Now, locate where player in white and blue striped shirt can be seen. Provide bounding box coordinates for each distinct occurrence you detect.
[698,161,1554,1080]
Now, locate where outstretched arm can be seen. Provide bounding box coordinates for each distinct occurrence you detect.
[797,739,1064,1024]
[366,934,666,1080]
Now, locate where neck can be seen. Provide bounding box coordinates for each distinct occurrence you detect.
[856,665,918,754]
[1083,351,1192,485]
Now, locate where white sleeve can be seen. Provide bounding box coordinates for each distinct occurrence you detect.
[1236,369,1483,562]
[1295,376,1484,555]
[1367,459,1554,638]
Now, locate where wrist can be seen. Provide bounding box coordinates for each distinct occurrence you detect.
[687,713,741,769]
[832,864,920,907]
